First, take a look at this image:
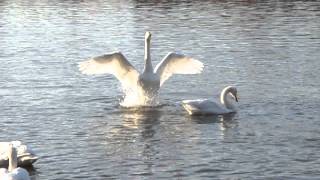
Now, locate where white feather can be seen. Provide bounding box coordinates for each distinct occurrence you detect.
[155,52,204,86]
[78,52,139,90]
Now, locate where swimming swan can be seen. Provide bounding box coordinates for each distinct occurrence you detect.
[0,144,30,180]
[0,141,38,167]
[78,32,203,106]
[182,86,239,115]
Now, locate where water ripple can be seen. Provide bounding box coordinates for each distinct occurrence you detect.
[1,0,320,179]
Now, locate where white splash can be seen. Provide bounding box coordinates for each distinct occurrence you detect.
[119,87,160,107]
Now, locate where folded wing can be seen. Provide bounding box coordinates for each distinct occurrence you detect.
[154,52,203,87]
[78,52,140,90]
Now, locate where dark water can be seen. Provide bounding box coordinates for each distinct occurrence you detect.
[1,0,320,179]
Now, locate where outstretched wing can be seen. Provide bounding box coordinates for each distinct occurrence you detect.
[78,52,140,90]
[154,52,204,87]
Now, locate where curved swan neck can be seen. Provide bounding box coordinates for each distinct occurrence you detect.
[143,32,153,73]
[220,87,235,110]
[8,145,18,172]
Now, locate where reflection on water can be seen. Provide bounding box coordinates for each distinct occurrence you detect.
[188,113,239,138]
[101,107,163,178]
[120,107,162,129]
[1,0,320,179]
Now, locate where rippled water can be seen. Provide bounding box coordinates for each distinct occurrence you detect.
[1,0,320,179]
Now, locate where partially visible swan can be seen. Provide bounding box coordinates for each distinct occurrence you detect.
[79,31,203,107]
[182,86,239,115]
[0,144,30,180]
[0,141,38,167]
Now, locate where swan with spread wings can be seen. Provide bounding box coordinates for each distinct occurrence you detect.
[79,32,203,107]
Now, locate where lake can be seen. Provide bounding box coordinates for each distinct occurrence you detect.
[0,0,320,179]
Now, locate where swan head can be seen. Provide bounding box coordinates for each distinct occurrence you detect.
[145,31,152,41]
[228,86,238,102]
[222,86,238,103]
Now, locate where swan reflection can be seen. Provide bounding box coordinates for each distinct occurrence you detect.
[107,107,163,176]
[188,113,239,138]
[120,106,162,130]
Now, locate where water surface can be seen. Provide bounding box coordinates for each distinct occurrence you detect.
[1,0,320,179]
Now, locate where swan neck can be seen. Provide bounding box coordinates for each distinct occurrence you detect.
[8,146,17,172]
[143,38,152,72]
[220,88,234,110]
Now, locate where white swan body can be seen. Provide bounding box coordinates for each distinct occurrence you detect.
[0,144,30,180]
[79,32,204,106]
[0,168,30,180]
[182,86,239,115]
[0,141,38,167]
